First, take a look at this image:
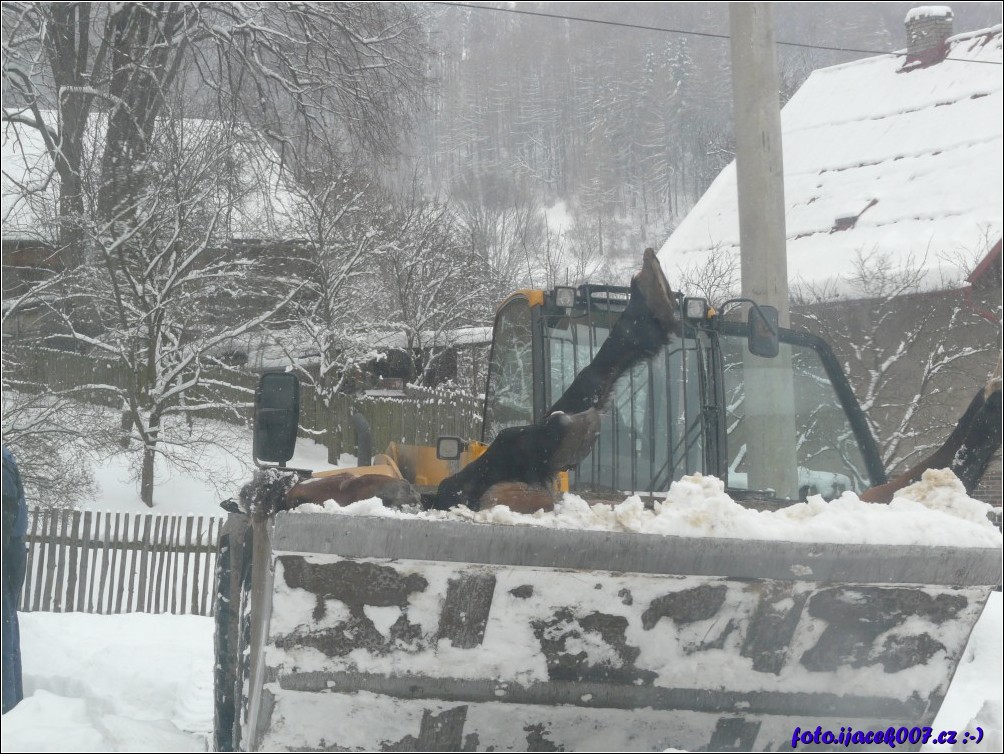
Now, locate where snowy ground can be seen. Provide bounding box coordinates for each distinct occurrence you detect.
[84,433,348,516]
[0,594,999,752]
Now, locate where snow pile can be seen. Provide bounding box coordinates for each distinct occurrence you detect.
[891,467,996,526]
[963,701,1003,752]
[296,470,1002,548]
[86,431,346,514]
[924,594,1003,752]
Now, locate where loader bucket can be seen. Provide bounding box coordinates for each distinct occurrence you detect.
[218,513,1000,752]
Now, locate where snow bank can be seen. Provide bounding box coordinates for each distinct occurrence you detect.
[294,469,1002,548]
[923,594,1003,752]
[1,612,212,752]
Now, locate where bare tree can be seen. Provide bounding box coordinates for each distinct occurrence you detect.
[677,245,740,305]
[792,250,997,475]
[534,214,608,290]
[3,2,427,505]
[378,186,489,385]
[42,120,300,506]
[2,3,425,250]
[0,271,105,508]
[265,160,402,412]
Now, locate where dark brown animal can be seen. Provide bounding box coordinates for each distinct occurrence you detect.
[284,472,421,510]
[480,482,560,513]
[860,377,1002,503]
[430,248,681,512]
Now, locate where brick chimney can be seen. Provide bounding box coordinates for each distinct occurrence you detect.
[905,6,954,64]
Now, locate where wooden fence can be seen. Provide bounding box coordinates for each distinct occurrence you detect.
[19,507,223,617]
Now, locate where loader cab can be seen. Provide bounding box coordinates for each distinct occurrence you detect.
[481,286,886,504]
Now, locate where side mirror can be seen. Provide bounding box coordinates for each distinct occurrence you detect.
[436,436,467,461]
[253,372,300,465]
[748,304,779,358]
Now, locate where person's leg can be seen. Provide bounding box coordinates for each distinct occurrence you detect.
[2,585,23,713]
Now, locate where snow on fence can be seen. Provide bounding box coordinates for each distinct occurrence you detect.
[20,507,223,617]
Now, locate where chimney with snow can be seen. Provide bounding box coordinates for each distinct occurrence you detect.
[905,6,954,64]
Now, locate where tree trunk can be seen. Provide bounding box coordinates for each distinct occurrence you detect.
[140,442,156,507]
[119,408,133,449]
[140,414,160,507]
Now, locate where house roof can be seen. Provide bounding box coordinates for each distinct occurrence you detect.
[658,24,1003,298]
[2,111,301,244]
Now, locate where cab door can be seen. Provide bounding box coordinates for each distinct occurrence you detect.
[481,295,546,443]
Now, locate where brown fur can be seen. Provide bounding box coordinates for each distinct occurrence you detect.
[480,482,558,513]
[284,473,420,509]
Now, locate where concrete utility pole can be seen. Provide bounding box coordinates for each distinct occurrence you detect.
[730,2,790,322]
[729,2,799,499]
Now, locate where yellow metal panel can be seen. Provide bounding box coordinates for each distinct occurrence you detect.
[556,471,569,493]
[497,289,544,312]
[465,441,489,461]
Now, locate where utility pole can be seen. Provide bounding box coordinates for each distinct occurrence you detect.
[730,2,789,323]
[729,2,799,499]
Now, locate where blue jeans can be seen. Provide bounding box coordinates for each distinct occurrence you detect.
[2,540,25,714]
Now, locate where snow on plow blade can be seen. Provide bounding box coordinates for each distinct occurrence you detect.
[217,513,1000,752]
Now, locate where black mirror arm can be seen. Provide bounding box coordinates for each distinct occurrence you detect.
[717,297,780,338]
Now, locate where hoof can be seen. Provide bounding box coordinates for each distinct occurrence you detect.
[544,409,601,472]
[632,248,681,339]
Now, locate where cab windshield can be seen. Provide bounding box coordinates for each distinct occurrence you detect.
[484,294,876,502]
[544,307,708,495]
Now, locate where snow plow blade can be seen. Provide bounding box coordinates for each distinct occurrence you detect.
[215,513,1000,752]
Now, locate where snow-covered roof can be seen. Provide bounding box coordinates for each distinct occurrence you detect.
[2,111,301,243]
[213,324,493,371]
[658,25,1003,297]
[366,326,494,351]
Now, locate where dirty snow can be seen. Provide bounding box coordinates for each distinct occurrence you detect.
[294,469,1003,548]
[262,468,1001,749]
[3,431,999,751]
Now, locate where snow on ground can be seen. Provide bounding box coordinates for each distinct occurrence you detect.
[0,595,999,752]
[1,612,213,752]
[927,593,1004,752]
[86,432,351,515]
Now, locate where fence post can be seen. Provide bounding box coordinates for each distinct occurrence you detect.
[65,511,81,611]
[77,511,93,612]
[115,512,131,614]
